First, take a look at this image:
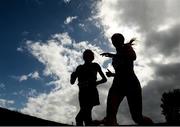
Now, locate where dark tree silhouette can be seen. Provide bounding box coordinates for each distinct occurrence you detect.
[161,89,180,125]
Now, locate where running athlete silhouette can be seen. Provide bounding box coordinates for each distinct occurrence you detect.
[70,49,107,126]
[101,33,152,125]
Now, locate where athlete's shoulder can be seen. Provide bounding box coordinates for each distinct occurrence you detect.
[92,62,101,69]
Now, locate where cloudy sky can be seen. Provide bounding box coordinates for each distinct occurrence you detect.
[1,0,180,125]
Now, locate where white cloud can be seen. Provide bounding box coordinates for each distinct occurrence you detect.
[0,83,5,89]
[64,0,71,4]
[64,16,78,25]
[13,71,40,82]
[31,71,40,80]
[0,99,14,109]
[78,23,87,31]
[17,47,24,52]
[13,88,38,98]
[21,86,78,124]
[94,0,154,88]
[19,75,28,82]
[52,32,72,45]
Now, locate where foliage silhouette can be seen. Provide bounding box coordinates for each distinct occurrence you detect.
[161,89,180,124]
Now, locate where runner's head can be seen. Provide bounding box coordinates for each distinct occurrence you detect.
[111,33,124,48]
[83,49,94,63]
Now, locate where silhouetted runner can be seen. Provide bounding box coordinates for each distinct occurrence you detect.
[70,49,107,126]
[101,33,146,125]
